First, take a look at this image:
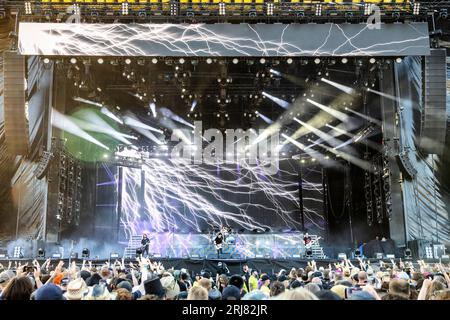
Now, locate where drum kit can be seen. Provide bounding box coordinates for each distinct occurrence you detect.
[208,225,237,246]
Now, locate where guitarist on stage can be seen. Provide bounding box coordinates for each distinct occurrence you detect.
[214,232,224,258]
[141,233,151,257]
[303,232,312,247]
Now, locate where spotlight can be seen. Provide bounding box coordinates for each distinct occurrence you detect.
[232,58,239,64]
[125,58,132,65]
[121,2,129,15]
[219,2,226,16]
[170,1,178,16]
[395,57,403,64]
[404,248,412,259]
[97,58,104,64]
[13,246,23,258]
[260,58,266,64]
[37,248,45,258]
[206,58,213,64]
[314,58,320,64]
[338,253,347,260]
[413,3,420,15]
[266,2,274,16]
[70,58,77,64]
[151,58,158,64]
[25,1,32,15]
[110,252,119,259]
[341,57,348,64]
[179,58,185,64]
[369,58,376,64]
[287,58,293,64]
[43,58,50,64]
[81,248,90,258]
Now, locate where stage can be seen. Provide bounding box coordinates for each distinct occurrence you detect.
[0,2,449,267]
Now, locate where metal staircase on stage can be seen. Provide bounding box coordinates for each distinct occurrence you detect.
[123,235,142,259]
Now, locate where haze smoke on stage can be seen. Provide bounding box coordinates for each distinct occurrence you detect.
[321,78,355,95]
[149,102,157,118]
[160,107,194,129]
[123,114,164,134]
[73,96,103,108]
[101,106,124,124]
[52,109,109,150]
[72,109,133,145]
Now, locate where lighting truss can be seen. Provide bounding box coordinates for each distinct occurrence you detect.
[9,1,434,23]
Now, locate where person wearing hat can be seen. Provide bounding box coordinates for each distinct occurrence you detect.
[84,283,112,300]
[242,290,268,300]
[143,276,166,300]
[259,275,271,297]
[35,283,65,300]
[222,285,241,300]
[160,275,180,300]
[0,270,15,295]
[64,278,87,300]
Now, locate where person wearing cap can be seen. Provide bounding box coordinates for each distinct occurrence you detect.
[259,274,270,297]
[222,285,241,300]
[35,283,65,300]
[143,275,166,300]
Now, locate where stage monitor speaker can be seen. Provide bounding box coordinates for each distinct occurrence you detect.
[419,48,447,156]
[407,239,432,259]
[2,51,29,156]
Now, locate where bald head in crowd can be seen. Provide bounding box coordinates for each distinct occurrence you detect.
[358,271,368,285]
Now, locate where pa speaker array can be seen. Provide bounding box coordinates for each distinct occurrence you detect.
[2,51,29,156]
[419,49,447,156]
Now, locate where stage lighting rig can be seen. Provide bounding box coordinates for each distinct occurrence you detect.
[122,2,129,16]
[266,2,274,17]
[315,3,322,17]
[37,248,45,259]
[219,2,226,16]
[82,248,90,259]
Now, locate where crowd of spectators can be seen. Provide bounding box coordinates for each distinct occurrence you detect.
[0,257,449,300]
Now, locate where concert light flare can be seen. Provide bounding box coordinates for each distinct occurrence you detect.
[51,109,109,150]
[262,92,291,109]
[320,78,355,95]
